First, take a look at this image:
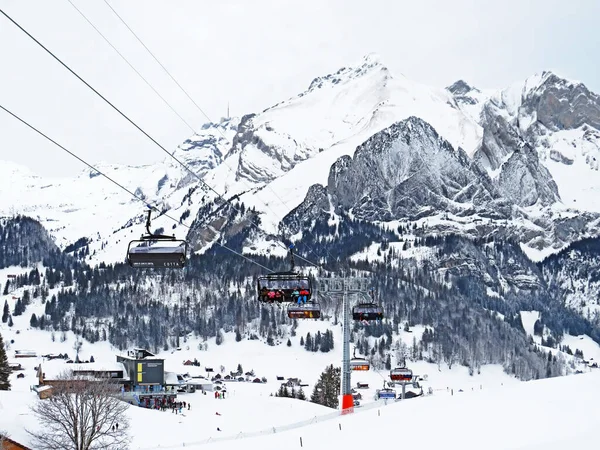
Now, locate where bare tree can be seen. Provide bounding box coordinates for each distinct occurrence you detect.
[27,371,130,450]
[0,430,9,447]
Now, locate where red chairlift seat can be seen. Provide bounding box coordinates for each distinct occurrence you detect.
[257,244,312,303]
[390,367,413,382]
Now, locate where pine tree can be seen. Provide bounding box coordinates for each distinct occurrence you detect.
[0,332,10,390]
[90,355,95,363]
[300,336,305,346]
[13,299,23,316]
[7,316,13,327]
[2,281,9,295]
[235,329,242,342]
[287,338,292,347]
[304,333,312,351]
[296,386,306,400]
[1,301,8,323]
[310,364,340,408]
[30,313,38,328]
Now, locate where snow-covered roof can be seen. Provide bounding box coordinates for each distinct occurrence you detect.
[165,364,205,378]
[33,385,53,392]
[40,360,129,381]
[185,379,212,386]
[164,371,182,385]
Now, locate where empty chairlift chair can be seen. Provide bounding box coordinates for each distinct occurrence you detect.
[350,348,370,371]
[350,357,370,371]
[377,388,396,399]
[352,303,383,321]
[287,301,321,319]
[127,209,188,268]
[352,287,383,321]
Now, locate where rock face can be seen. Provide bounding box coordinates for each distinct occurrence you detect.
[173,118,239,177]
[326,117,497,221]
[447,80,481,106]
[284,117,508,234]
[523,72,600,131]
[495,143,560,207]
[284,109,600,257]
[472,72,600,211]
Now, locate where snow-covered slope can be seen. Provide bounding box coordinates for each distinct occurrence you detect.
[2,59,600,265]
[474,71,600,214]
[3,321,599,450]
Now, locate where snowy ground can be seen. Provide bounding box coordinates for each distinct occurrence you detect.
[197,371,600,450]
[2,272,600,448]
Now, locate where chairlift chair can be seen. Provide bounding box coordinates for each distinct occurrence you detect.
[352,303,384,321]
[127,209,188,268]
[351,287,383,321]
[390,367,413,382]
[287,301,321,319]
[257,244,312,302]
[377,388,396,399]
[350,348,370,371]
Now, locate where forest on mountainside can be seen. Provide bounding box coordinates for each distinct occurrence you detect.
[3,213,593,381]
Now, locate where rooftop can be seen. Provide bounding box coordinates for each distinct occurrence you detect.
[40,360,130,381]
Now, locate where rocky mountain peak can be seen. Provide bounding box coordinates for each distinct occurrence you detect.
[305,53,390,94]
[521,71,600,132]
[447,79,480,96]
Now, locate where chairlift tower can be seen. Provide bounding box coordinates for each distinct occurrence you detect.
[319,276,371,414]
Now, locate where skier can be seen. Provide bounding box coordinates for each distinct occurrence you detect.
[299,287,309,303]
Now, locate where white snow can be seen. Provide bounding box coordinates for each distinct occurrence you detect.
[520,310,541,344]
[4,364,598,449]
[1,290,530,449]
[561,334,600,363]
[0,54,485,255]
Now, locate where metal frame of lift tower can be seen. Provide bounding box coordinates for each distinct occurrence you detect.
[319,276,371,414]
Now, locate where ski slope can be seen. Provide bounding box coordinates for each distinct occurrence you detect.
[4,363,598,449]
[196,371,600,450]
[2,279,600,449]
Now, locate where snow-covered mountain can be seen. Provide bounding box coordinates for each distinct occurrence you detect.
[1,54,600,268]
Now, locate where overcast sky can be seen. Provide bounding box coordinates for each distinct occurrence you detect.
[1,0,598,177]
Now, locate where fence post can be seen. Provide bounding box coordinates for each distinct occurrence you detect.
[339,423,342,430]
[300,437,303,447]
[378,409,380,417]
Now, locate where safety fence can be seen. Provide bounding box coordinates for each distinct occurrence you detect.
[135,398,395,449]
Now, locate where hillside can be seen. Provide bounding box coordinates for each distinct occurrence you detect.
[3,54,599,267]
[2,54,600,409]
[3,328,598,449]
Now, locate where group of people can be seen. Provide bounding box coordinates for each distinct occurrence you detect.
[259,282,311,305]
[214,390,226,399]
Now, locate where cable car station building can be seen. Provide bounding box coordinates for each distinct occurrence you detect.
[116,348,177,407]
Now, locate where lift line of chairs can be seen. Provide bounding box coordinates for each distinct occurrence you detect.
[126,210,384,323]
[126,211,413,397]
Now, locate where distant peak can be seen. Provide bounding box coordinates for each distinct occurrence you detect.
[447,80,480,95]
[361,52,383,66]
[525,70,586,94]
[305,53,390,94]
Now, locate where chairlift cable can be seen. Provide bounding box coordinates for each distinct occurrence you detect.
[0,103,274,273]
[0,7,319,271]
[65,0,198,134]
[99,0,341,271]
